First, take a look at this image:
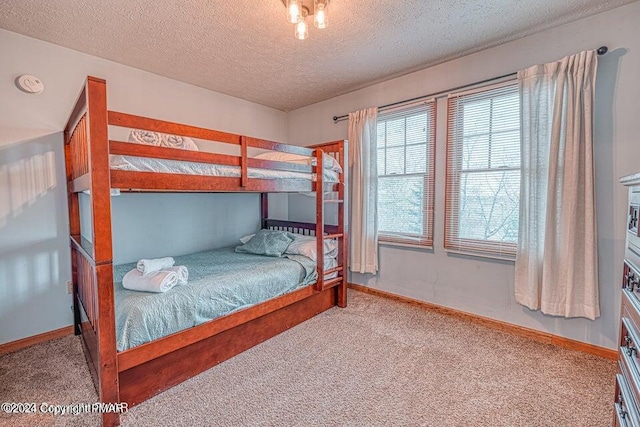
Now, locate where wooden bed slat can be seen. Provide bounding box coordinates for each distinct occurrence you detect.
[70,235,95,264]
[111,170,239,191]
[246,158,313,173]
[324,233,344,239]
[245,136,315,156]
[324,266,344,275]
[321,276,344,290]
[71,173,91,193]
[111,170,338,193]
[108,111,240,145]
[308,140,345,152]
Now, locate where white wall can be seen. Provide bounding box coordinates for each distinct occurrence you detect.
[286,2,640,349]
[0,29,288,344]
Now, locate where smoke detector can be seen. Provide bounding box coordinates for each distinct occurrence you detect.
[16,75,44,94]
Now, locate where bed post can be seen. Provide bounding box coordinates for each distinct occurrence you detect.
[315,150,325,291]
[260,193,269,229]
[87,77,120,427]
[337,141,348,308]
[66,77,120,427]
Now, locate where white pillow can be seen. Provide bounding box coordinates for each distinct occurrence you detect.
[239,234,255,244]
[254,151,342,174]
[285,234,338,262]
[129,129,198,151]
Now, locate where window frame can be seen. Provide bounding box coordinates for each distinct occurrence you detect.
[444,80,520,259]
[376,101,436,247]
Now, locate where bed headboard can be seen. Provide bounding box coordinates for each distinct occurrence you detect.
[264,219,339,236]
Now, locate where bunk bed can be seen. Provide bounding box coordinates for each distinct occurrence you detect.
[64,77,348,427]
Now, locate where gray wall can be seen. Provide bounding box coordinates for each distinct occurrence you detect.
[79,192,262,265]
[0,29,288,344]
[0,133,72,343]
[286,2,640,349]
[112,193,258,265]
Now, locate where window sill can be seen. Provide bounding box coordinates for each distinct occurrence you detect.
[444,248,515,263]
[379,240,433,251]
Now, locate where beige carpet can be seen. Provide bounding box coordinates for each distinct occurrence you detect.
[0,290,616,427]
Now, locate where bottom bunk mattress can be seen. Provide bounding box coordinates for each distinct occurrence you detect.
[113,247,318,352]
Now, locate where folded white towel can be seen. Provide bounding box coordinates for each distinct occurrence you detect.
[136,257,175,276]
[122,269,178,293]
[163,266,188,286]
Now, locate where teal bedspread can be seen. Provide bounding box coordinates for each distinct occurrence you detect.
[113,247,318,351]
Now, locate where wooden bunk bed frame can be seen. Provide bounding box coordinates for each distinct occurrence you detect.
[64,77,348,427]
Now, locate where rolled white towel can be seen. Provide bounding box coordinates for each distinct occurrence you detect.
[129,129,161,146]
[160,134,198,151]
[136,257,175,276]
[163,266,188,286]
[122,269,178,293]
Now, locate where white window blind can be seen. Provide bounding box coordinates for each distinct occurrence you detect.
[377,101,436,246]
[445,80,521,258]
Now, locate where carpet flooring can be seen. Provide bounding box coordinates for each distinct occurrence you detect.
[0,290,616,426]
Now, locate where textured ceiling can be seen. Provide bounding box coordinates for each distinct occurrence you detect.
[0,0,635,111]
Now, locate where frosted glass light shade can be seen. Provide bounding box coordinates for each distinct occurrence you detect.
[286,0,303,24]
[295,18,309,40]
[314,0,329,29]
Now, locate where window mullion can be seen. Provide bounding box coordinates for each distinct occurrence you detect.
[403,116,407,174]
[488,98,493,169]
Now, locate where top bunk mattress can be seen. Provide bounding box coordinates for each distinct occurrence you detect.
[110,155,340,182]
[113,246,319,352]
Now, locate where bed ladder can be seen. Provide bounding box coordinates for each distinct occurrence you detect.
[314,148,347,308]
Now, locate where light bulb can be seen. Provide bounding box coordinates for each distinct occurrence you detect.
[295,19,308,40]
[287,0,302,24]
[314,1,328,29]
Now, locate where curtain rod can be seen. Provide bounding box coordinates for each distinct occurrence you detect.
[332,46,609,124]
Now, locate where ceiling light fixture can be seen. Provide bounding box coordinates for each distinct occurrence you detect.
[295,7,309,40]
[283,0,329,40]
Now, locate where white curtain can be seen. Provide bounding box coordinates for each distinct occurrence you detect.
[348,108,379,274]
[515,50,599,320]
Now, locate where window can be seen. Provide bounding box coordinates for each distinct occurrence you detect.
[377,101,436,246]
[445,81,520,258]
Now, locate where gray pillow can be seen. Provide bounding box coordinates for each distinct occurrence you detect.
[235,229,294,257]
